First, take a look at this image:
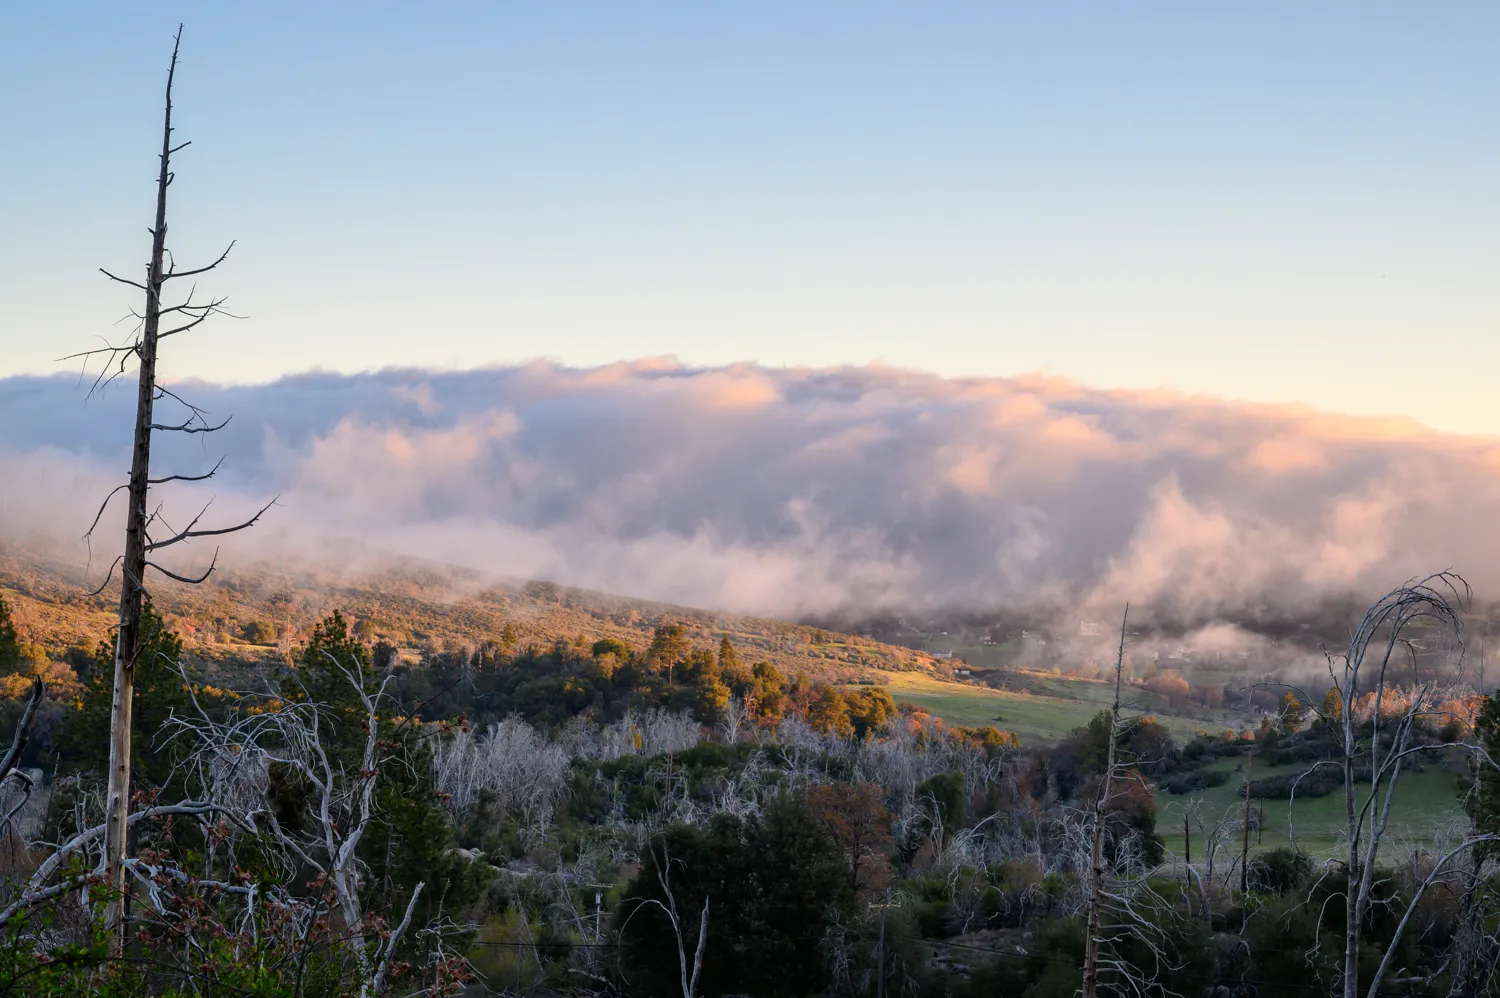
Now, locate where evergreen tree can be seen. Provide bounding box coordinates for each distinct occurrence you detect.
[296,609,370,716]
[620,794,853,997]
[1281,691,1306,734]
[807,687,853,738]
[0,593,20,675]
[681,647,718,686]
[61,603,190,793]
[1466,692,1500,860]
[717,634,742,680]
[645,623,689,678]
[747,661,787,720]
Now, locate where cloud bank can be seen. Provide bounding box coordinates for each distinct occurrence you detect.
[2,361,1497,621]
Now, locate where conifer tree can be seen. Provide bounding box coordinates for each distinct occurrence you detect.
[0,594,19,675]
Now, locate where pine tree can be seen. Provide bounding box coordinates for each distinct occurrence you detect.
[646,623,690,679]
[63,603,190,793]
[0,594,19,675]
[718,634,742,680]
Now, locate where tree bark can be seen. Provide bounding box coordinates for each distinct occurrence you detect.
[104,25,182,951]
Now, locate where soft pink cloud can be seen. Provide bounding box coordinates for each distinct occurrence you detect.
[2,361,1497,620]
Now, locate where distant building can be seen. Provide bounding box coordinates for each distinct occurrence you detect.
[1080,621,1101,637]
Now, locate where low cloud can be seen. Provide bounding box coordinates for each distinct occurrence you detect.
[2,361,1496,621]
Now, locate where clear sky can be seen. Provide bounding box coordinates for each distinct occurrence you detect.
[3,3,1497,434]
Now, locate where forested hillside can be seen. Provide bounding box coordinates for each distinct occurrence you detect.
[0,542,936,685]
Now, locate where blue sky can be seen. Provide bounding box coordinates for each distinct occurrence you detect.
[3,3,1498,434]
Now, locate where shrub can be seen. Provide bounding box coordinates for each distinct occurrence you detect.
[242,620,278,644]
[1249,847,1313,895]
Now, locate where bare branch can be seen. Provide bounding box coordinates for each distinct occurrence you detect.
[83,483,129,541]
[163,240,235,280]
[370,882,425,997]
[82,555,125,598]
[149,456,225,485]
[153,382,211,415]
[157,310,219,340]
[0,875,94,930]
[145,496,276,553]
[57,342,137,365]
[146,550,218,585]
[1365,835,1500,998]
[149,414,231,434]
[0,678,46,783]
[22,800,252,906]
[98,268,149,291]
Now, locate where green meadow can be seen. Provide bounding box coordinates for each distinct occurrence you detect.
[1155,756,1470,860]
[878,671,1210,743]
[877,672,1469,856]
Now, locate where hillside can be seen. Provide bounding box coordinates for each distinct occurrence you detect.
[0,539,949,679]
[0,540,1247,741]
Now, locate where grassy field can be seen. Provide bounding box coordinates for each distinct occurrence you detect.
[877,672,1209,743]
[875,671,1468,854]
[1155,756,1469,860]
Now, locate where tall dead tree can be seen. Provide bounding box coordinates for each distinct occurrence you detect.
[1240,709,1254,895]
[66,25,271,949]
[1077,606,1184,998]
[1081,605,1127,998]
[1332,576,1472,998]
[1276,574,1500,998]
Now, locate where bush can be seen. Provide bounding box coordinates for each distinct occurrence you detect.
[242,620,278,644]
[1249,847,1313,895]
[1162,767,1230,795]
[1249,768,1341,799]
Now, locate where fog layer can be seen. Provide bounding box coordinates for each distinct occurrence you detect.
[2,362,1496,620]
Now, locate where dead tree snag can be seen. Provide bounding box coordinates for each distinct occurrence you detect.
[64,25,271,951]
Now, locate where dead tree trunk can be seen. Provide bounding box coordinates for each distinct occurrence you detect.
[1305,574,1476,998]
[101,26,182,945]
[1241,723,1254,894]
[1081,605,1128,998]
[67,25,269,951]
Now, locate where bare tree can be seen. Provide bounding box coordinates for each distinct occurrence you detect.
[1276,575,1500,998]
[432,716,571,824]
[622,838,710,998]
[1081,606,1128,998]
[1444,851,1500,997]
[1175,799,1244,920]
[0,679,46,837]
[1076,606,1190,998]
[168,655,428,998]
[64,26,271,948]
[717,694,752,745]
[0,653,467,996]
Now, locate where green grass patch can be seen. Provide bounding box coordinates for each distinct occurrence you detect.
[1156,758,1468,860]
[879,672,1205,744]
